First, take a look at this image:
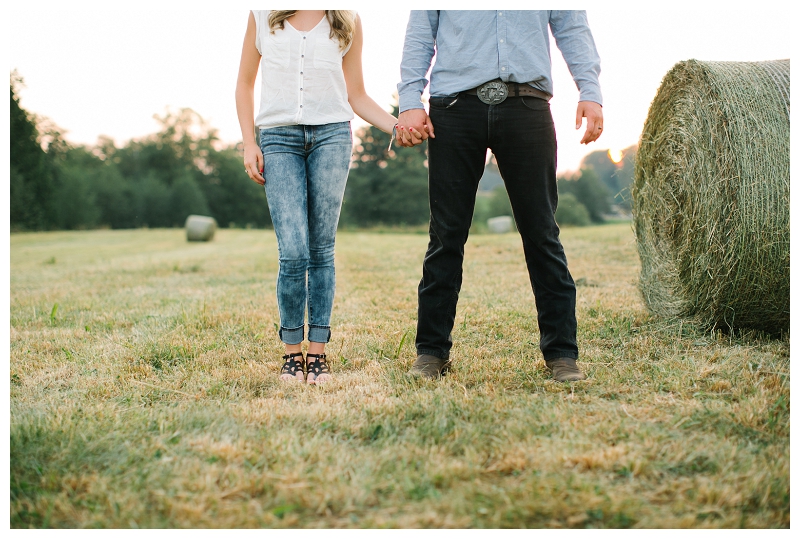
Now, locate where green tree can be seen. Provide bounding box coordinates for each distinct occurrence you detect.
[169,173,210,226]
[558,168,610,223]
[555,193,590,227]
[580,145,637,210]
[471,194,493,232]
[80,136,145,229]
[49,145,102,229]
[580,149,619,195]
[140,172,172,228]
[108,108,268,229]
[341,103,429,227]
[10,73,54,230]
[202,146,271,228]
[111,110,207,186]
[10,88,274,231]
[487,184,514,219]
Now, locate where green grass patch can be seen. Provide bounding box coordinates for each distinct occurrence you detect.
[10,225,789,528]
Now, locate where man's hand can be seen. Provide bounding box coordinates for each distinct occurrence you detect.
[396,108,435,147]
[576,101,603,145]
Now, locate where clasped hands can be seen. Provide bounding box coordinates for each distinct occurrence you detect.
[394,101,604,147]
[394,109,434,147]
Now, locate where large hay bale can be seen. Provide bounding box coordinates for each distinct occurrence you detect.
[185,215,217,242]
[487,215,513,234]
[632,59,789,334]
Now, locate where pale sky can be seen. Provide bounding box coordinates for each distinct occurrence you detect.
[8,1,792,174]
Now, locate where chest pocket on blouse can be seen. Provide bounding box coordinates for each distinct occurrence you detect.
[313,35,343,69]
[261,32,290,69]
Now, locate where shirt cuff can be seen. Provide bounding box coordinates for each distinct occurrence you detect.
[399,92,425,114]
[578,84,603,106]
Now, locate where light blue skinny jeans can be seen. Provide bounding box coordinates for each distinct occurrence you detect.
[260,122,352,345]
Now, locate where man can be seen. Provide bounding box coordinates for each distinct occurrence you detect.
[395,11,603,382]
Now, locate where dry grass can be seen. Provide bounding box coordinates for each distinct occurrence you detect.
[10,224,789,528]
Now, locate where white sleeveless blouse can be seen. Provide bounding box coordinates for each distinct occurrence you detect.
[252,10,354,129]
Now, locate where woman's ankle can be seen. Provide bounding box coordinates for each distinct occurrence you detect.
[307,343,325,356]
[285,344,303,355]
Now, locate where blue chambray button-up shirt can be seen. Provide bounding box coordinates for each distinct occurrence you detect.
[397,10,602,112]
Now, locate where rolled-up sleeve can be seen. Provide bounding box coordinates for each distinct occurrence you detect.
[397,11,438,112]
[549,11,602,106]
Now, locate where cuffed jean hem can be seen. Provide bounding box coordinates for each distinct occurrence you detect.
[308,325,331,343]
[279,326,304,345]
[543,352,579,362]
[416,348,449,360]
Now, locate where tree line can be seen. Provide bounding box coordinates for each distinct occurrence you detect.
[10,74,635,232]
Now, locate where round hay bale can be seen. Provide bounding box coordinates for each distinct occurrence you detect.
[185,215,217,242]
[487,215,513,234]
[632,59,789,334]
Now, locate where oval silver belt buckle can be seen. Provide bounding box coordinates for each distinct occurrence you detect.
[477,81,508,105]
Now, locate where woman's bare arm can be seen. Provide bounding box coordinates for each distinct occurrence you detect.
[342,15,397,136]
[235,12,265,185]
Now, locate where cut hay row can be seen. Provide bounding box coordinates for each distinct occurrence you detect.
[632,59,789,334]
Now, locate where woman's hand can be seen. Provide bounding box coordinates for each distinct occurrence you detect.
[244,142,265,185]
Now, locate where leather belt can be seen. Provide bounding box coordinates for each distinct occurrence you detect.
[464,79,551,105]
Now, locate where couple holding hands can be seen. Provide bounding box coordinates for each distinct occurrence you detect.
[235,10,603,385]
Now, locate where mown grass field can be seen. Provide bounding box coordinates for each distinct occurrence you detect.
[9,223,789,528]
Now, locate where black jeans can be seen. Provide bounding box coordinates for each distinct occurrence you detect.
[416,93,578,362]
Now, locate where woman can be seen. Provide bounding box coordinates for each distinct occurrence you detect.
[235,10,398,384]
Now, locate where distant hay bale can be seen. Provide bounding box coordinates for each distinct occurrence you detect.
[185,215,217,242]
[487,215,513,234]
[632,59,789,334]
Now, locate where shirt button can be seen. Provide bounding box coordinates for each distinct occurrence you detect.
[300,71,303,74]
[300,88,303,91]
[500,39,504,43]
[498,12,503,15]
[501,67,506,71]
[303,36,306,39]
[300,105,303,108]
[301,54,304,58]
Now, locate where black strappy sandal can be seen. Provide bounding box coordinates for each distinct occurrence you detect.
[280,352,305,382]
[306,353,331,385]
